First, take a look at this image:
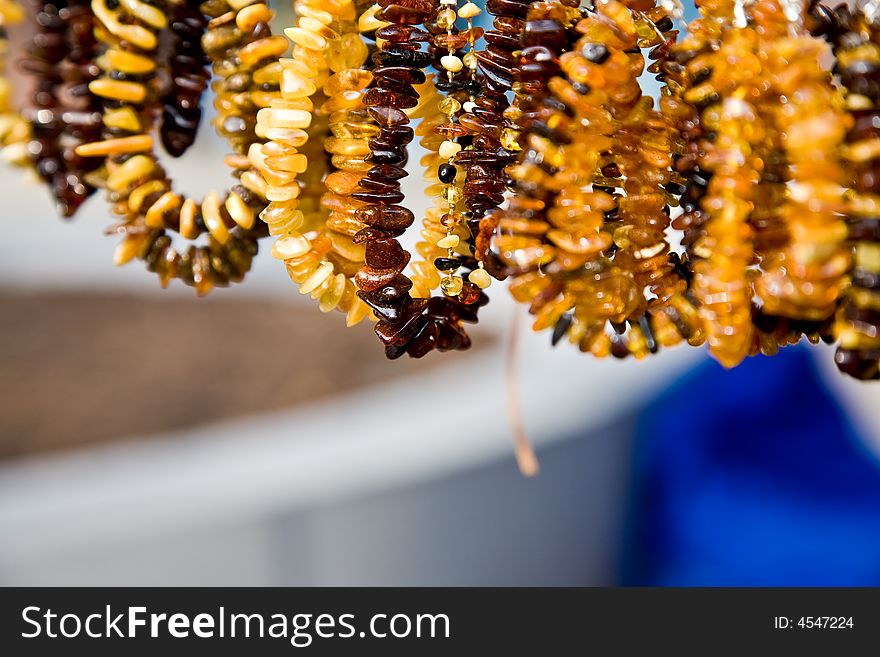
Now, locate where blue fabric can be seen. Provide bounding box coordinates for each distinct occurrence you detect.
[623,346,880,586]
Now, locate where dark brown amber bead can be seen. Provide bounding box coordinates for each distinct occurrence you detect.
[356,204,416,230]
[365,238,409,269]
[372,66,427,85]
[159,2,211,158]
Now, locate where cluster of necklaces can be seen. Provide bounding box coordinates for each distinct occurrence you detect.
[2,0,879,380]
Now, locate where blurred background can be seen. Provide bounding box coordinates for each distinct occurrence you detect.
[0,1,879,586]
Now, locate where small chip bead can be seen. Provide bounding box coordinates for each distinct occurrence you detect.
[458,2,481,19]
[437,234,460,249]
[468,267,492,289]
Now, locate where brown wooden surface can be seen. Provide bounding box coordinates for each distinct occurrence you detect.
[0,290,483,459]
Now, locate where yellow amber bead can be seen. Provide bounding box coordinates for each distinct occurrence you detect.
[281,68,318,97]
[440,275,463,296]
[458,2,481,18]
[297,4,334,25]
[325,136,370,156]
[102,106,142,132]
[273,234,312,259]
[300,260,334,294]
[358,5,386,32]
[236,3,274,31]
[225,192,256,229]
[239,36,289,66]
[264,152,308,173]
[441,55,463,73]
[436,8,456,29]
[257,107,312,129]
[76,134,153,157]
[102,49,155,74]
[285,26,327,51]
[106,154,155,191]
[201,192,230,244]
[325,32,369,72]
[319,274,347,313]
[438,97,461,115]
[113,234,149,266]
[128,180,167,212]
[437,234,459,249]
[145,192,181,228]
[89,78,146,103]
[438,140,461,159]
[468,267,491,289]
[119,0,167,29]
[179,199,199,240]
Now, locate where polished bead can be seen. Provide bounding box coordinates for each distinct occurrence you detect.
[438,140,461,159]
[438,97,461,115]
[458,2,481,18]
[437,234,460,249]
[468,267,491,289]
[438,163,457,183]
[436,7,456,29]
[440,275,463,296]
[441,55,463,73]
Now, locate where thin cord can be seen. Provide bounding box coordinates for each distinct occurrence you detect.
[506,308,540,478]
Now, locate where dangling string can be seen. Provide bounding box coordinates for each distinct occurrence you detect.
[506,307,540,478]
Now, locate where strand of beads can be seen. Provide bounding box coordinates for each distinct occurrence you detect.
[353,0,481,358]
[80,0,281,293]
[428,0,488,299]
[0,0,29,166]
[659,1,730,348]
[498,0,648,356]
[753,0,850,325]
[408,72,449,298]
[666,0,732,267]
[457,0,532,281]
[810,1,880,379]
[157,0,211,157]
[592,0,701,358]
[19,0,103,216]
[256,0,355,300]
[263,0,375,325]
[689,0,767,368]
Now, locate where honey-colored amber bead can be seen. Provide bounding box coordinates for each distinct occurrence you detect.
[273,234,312,259]
[91,0,157,50]
[179,199,200,240]
[113,234,150,266]
[145,192,182,229]
[236,3,274,30]
[76,134,153,158]
[128,180,167,213]
[300,260,334,294]
[101,49,156,75]
[119,0,167,29]
[202,192,230,244]
[102,107,143,133]
[89,78,147,104]
[106,155,155,191]
[226,192,256,229]
[238,36,288,66]
[326,32,369,72]
[258,107,312,129]
[285,26,327,51]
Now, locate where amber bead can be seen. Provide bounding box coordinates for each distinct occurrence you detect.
[20,0,103,217]
[158,2,211,158]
